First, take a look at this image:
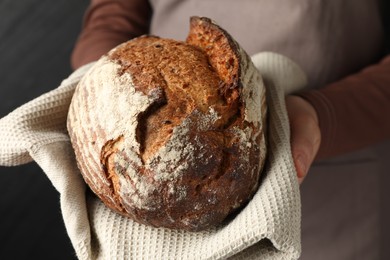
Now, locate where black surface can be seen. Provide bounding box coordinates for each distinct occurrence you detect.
[0,1,88,259]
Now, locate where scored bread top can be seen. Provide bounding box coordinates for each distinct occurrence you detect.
[67,16,267,231]
[108,35,239,162]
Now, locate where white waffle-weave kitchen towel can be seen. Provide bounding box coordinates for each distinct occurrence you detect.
[0,52,307,260]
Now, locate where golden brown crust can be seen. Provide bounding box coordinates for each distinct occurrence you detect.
[187,17,240,87]
[108,35,236,161]
[67,16,266,231]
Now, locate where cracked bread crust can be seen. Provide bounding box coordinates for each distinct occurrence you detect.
[67,16,267,231]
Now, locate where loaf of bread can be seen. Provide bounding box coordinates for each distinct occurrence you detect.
[67,17,267,231]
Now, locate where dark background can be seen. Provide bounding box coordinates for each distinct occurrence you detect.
[0,1,88,259]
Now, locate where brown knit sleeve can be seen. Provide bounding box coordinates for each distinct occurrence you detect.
[71,0,152,69]
[299,55,390,159]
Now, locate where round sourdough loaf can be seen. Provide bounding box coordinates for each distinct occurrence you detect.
[67,17,267,231]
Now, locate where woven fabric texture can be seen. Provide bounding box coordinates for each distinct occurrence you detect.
[0,52,306,260]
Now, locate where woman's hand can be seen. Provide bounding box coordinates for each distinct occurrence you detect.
[286,95,321,184]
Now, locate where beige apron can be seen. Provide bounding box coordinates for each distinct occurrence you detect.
[149,0,390,259]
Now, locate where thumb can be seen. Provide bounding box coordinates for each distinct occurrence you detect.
[290,118,321,184]
[286,96,321,184]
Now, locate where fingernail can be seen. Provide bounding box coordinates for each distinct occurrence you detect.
[295,155,307,179]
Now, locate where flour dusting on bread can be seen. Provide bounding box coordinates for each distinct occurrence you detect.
[67,16,267,231]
